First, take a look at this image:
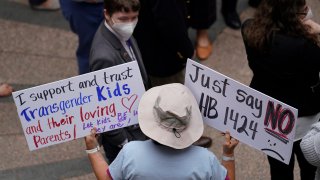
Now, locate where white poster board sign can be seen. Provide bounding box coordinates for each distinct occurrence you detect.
[185,59,297,164]
[13,61,145,151]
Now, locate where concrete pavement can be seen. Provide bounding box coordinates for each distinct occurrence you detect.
[1,0,319,179]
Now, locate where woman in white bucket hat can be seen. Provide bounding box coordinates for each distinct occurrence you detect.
[85,83,239,180]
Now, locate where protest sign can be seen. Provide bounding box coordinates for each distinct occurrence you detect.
[185,59,297,164]
[12,61,145,151]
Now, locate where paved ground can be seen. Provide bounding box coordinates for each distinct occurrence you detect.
[0,0,319,179]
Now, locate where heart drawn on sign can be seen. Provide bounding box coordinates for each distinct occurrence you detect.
[121,94,138,113]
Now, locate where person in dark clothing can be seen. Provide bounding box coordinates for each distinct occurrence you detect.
[134,0,194,85]
[221,0,241,30]
[60,0,104,75]
[133,0,213,148]
[188,0,216,61]
[248,0,261,8]
[241,0,320,179]
[222,0,261,30]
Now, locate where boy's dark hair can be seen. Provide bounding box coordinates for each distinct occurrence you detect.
[104,0,140,16]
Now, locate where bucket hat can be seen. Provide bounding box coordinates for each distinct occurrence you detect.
[138,83,204,149]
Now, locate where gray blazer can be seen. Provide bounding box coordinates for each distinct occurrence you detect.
[90,23,149,87]
[89,22,148,162]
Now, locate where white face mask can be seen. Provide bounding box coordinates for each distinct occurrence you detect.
[303,7,313,21]
[111,18,138,40]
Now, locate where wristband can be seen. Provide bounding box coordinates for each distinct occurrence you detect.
[222,155,235,161]
[85,145,100,154]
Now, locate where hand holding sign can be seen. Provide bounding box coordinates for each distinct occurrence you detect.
[185,59,297,164]
[84,128,99,150]
[222,131,239,156]
[13,61,145,151]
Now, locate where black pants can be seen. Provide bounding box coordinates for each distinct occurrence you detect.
[29,0,46,6]
[221,0,238,15]
[267,140,316,180]
[188,0,217,29]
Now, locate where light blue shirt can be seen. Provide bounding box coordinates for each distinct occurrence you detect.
[109,140,227,180]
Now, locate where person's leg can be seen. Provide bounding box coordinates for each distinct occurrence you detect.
[267,153,295,180]
[248,0,261,8]
[29,0,46,6]
[189,0,216,61]
[59,1,104,74]
[29,0,60,11]
[221,0,241,30]
[188,0,216,30]
[294,140,317,180]
[0,83,13,97]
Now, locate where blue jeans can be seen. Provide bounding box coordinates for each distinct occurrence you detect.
[59,0,104,74]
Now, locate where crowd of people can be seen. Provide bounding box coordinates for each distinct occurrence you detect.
[2,0,320,179]
[82,0,320,179]
[56,0,262,166]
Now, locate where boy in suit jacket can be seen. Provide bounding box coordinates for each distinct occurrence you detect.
[89,0,149,163]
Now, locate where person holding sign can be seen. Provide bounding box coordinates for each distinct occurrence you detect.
[241,0,320,179]
[89,0,149,163]
[84,83,239,180]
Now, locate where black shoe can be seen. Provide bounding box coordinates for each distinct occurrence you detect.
[222,11,241,30]
[193,136,212,148]
[248,0,261,8]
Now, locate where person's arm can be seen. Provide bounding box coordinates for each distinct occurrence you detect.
[300,123,320,167]
[85,128,112,180]
[304,19,320,34]
[221,131,239,180]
